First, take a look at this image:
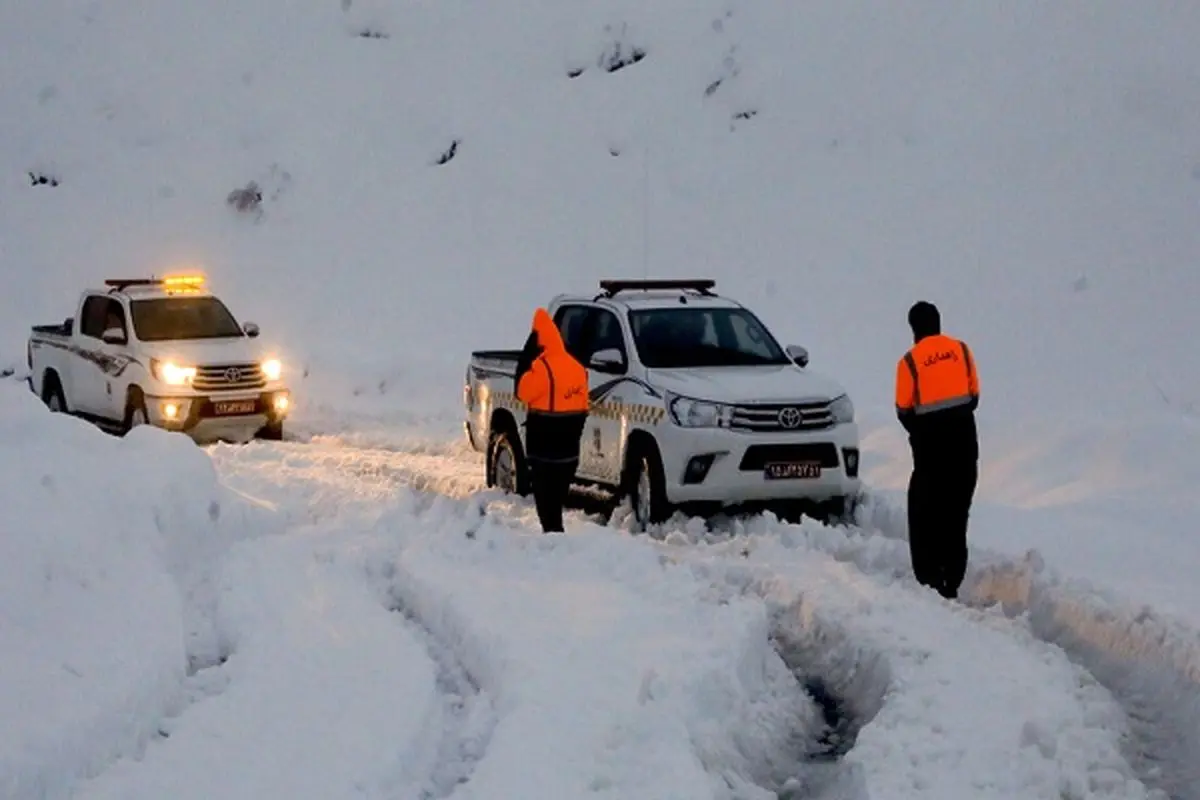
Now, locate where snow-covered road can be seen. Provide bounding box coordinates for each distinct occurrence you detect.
[150,435,1189,800]
[10,416,1191,800]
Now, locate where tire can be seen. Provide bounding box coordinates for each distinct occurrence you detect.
[256,420,284,441]
[122,388,149,434]
[625,443,672,532]
[42,374,67,414]
[488,427,530,496]
[828,493,861,526]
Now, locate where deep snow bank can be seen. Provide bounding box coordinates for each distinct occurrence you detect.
[681,534,1155,800]
[0,383,278,799]
[965,551,1200,800]
[686,500,1197,799]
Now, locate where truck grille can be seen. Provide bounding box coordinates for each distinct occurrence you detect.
[192,362,265,392]
[730,400,835,433]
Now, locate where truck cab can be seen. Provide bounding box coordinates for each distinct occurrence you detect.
[29,274,291,443]
[465,279,862,530]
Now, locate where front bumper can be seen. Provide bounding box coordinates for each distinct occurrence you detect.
[145,388,291,441]
[656,422,862,505]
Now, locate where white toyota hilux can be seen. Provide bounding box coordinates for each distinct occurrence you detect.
[28,274,291,443]
[464,279,862,530]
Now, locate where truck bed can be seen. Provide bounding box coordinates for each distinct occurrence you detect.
[470,349,522,376]
[31,322,71,338]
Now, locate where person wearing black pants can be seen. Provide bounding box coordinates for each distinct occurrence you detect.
[895,301,981,599]
[514,308,589,533]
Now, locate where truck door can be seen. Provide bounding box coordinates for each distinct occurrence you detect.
[582,306,631,486]
[72,295,128,417]
[554,303,627,485]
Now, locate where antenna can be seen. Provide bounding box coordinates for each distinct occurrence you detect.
[641,143,649,279]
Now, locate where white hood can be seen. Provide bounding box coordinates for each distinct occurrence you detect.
[139,337,273,367]
[646,364,848,405]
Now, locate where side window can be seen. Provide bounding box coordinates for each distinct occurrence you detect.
[591,309,626,362]
[553,305,594,364]
[78,296,109,339]
[102,299,128,339]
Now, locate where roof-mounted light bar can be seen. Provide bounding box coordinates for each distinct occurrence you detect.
[105,274,207,293]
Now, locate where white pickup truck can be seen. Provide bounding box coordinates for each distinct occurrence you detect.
[28,274,291,443]
[464,279,862,530]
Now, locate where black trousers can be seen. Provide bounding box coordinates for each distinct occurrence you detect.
[907,459,978,598]
[529,458,577,533]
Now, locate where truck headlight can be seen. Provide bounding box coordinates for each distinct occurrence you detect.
[829,393,854,424]
[261,358,282,381]
[668,393,732,428]
[151,358,196,386]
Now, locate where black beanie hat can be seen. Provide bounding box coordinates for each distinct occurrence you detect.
[908,301,940,339]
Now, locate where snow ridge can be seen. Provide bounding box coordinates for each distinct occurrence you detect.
[683,497,1192,800]
[967,552,1200,800]
[853,489,1200,799]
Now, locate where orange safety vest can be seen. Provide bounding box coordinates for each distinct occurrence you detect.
[517,308,589,414]
[895,333,979,416]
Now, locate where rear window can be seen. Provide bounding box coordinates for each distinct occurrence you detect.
[130,297,243,342]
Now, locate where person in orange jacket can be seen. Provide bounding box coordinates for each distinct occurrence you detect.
[894,301,980,599]
[513,308,589,533]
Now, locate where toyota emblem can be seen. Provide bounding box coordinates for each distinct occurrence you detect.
[778,407,803,429]
[225,367,242,383]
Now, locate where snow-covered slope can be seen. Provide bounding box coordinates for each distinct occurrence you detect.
[4,1,1200,798]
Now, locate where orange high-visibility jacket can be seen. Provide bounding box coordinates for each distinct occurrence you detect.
[517,308,589,414]
[895,333,980,417]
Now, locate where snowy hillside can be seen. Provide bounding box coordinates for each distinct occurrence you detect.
[3,1,1200,799]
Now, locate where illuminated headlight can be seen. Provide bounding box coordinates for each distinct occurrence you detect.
[829,394,855,424]
[261,359,283,381]
[151,358,196,386]
[668,393,733,428]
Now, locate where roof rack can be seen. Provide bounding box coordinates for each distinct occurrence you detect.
[597,279,717,299]
[105,278,161,291]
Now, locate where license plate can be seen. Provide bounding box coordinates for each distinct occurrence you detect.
[213,399,257,416]
[764,462,821,480]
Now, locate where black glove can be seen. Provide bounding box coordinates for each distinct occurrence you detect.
[514,331,541,391]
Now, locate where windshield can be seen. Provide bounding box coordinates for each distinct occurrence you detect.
[129,297,243,342]
[628,307,791,368]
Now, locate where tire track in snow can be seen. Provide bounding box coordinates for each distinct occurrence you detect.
[72,530,489,800]
[767,610,882,800]
[382,593,497,800]
[210,440,857,799]
[213,438,1177,795]
[234,433,1200,796]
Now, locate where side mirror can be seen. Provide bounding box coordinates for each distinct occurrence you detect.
[243,321,260,338]
[589,348,626,374]
[786,344,809,368]
[101,327,127,346]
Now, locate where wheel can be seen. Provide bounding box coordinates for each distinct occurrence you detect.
[488,427,530,496]
[828,493,861,526]
[122,388,149,434]
[256,420,284,441]
[625,445,672,532]
[43,377,67,414]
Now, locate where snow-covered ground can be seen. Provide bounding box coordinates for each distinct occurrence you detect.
[4,1,1200,798]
